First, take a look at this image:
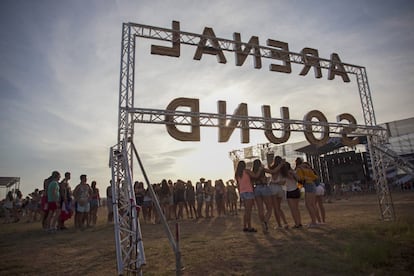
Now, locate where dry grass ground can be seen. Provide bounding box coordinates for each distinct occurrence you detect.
[1,192,413,275]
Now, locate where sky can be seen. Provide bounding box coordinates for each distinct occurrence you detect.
[1,0,413,198]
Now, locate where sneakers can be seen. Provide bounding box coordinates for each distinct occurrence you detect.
[293,224,303,229]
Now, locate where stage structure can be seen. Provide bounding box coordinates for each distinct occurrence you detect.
[108,20,407,275]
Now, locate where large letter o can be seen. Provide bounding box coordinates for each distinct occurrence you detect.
[303,110,330,146]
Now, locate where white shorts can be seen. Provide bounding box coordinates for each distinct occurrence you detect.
[315,185,325,196]
[77,202,90,213]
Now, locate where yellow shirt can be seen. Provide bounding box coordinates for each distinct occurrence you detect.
[296,167,318,184]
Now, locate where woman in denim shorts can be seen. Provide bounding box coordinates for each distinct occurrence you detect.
[235,160,258,233]
[265,156,289,229]
[251,159,272,233]
[295,158,318,228]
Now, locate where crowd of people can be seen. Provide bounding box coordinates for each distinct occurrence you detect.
[130,178,240,225]
[0,171,101,232]
[122,156,327,234]
[1,156,328,234]
[2,189,24,223]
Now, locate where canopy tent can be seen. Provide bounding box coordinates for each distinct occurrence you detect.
[0,177,21,194]
[294,136,368,155]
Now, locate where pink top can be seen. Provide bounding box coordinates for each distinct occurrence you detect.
[237,170,253,193]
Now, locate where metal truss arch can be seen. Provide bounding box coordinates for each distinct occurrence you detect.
[111,20,403,275]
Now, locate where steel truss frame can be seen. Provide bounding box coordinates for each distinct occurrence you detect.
[111,21,401,274]
[128,106,384,135]
[109,140,145,275]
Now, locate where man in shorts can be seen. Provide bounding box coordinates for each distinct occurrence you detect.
[46,171,61,232]
[73,174,92,229]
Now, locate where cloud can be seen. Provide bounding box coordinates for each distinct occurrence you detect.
[1,0,413,198]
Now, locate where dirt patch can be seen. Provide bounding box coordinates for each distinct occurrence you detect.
[1,192,413,275]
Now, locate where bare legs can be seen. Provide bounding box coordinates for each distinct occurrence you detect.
[271,195,288,228]
[196,199,203,218]
[89,206,98,226]
[315,195,326,223]
[255,196,272,232]
[305,192,318,226]
[45,209,55,230]
[187,201,196,219]
[205,200,213,218]
[75,211,89,228]
[243,198,254,231]
[177,202,184,219]
[287,198,302,227]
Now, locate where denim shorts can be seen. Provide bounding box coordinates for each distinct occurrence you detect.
[254,185,272,197]
[303,183,316,193]
[269,184,285,198]
[240,192,255,200]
